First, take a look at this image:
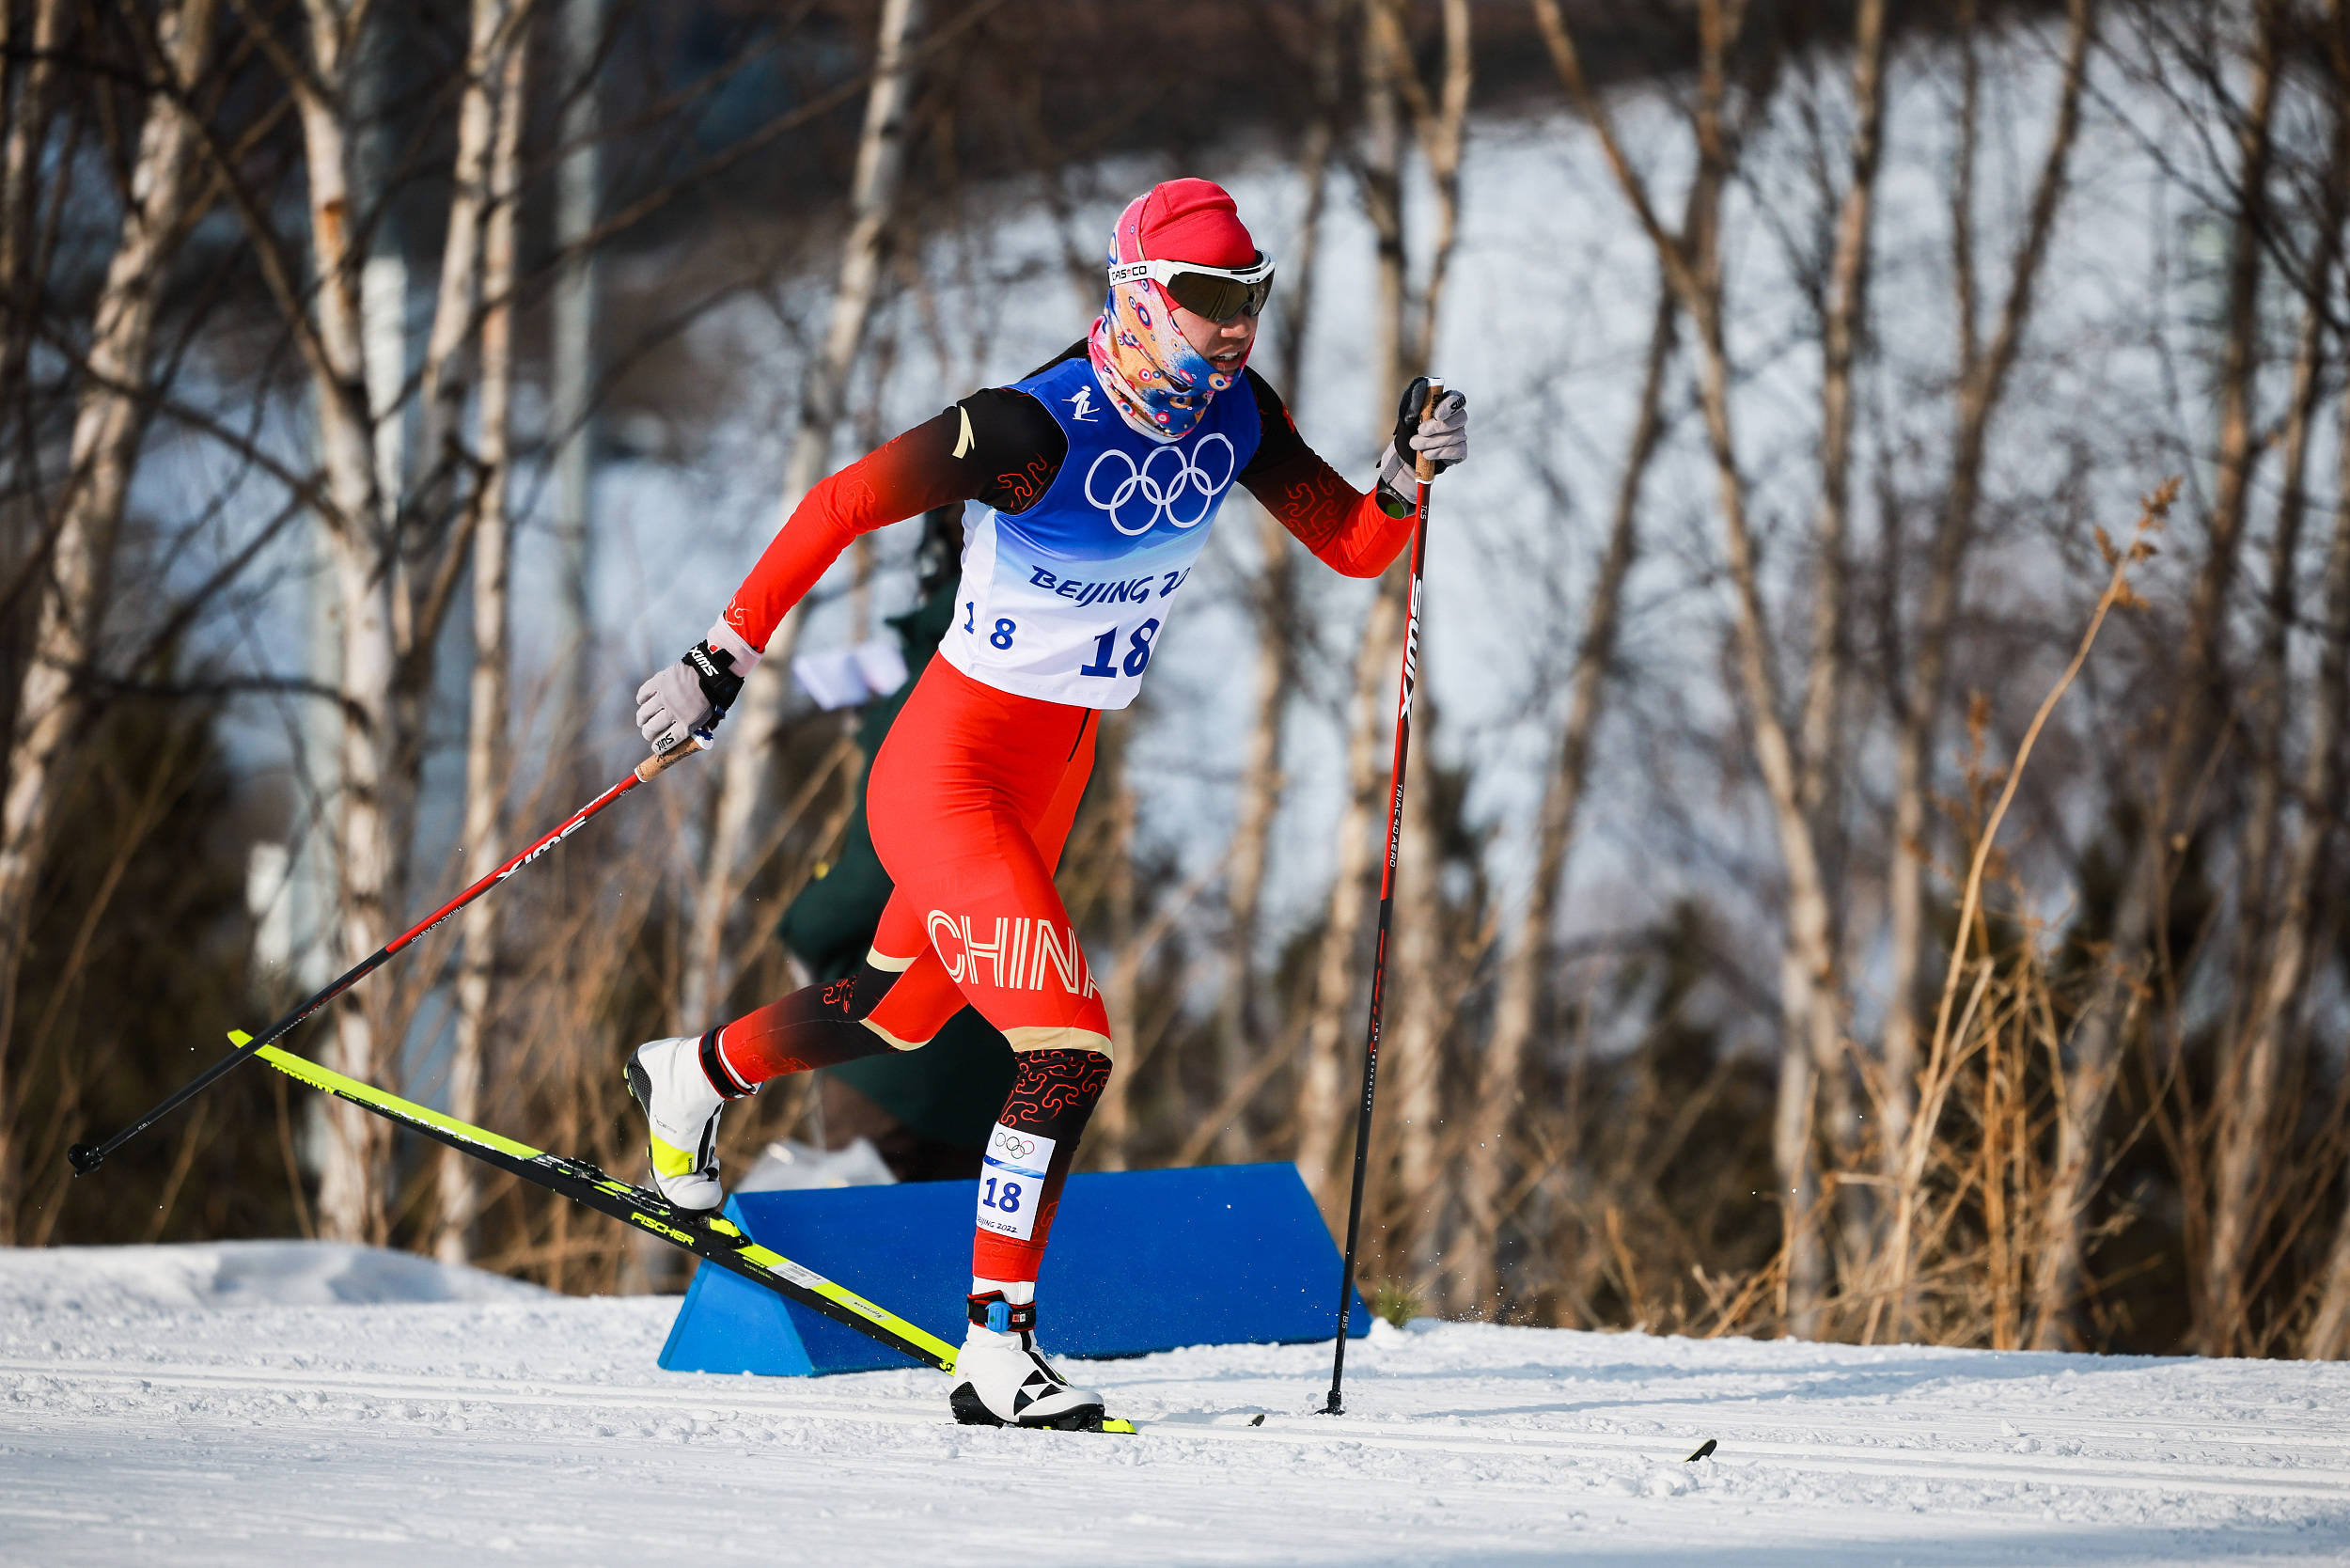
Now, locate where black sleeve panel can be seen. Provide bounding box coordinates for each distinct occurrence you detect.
[952,387,1069,514]
[1236,368,1313,485]
[1232,367,1418,576]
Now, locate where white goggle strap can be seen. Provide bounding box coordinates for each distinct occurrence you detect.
[1106,257,1275,289]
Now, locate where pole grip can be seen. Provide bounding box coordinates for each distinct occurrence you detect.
[1412,379,1445,485]
[635,729,710,782]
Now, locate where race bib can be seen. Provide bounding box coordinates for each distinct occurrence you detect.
[937,355,1259,711]
[975,1122,1056,1243]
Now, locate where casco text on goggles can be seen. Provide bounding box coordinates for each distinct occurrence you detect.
[1108,253,1277,321]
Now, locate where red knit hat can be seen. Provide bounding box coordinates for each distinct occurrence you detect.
[1133,178,1258,268]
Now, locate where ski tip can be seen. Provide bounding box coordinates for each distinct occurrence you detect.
[1685,1437,1717,1462]
[1097,1418,1137,1435]
[227,1029,254,1047]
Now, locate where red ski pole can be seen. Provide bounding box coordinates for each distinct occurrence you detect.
[67,735,710,1177]
[1324,381,1442,1417]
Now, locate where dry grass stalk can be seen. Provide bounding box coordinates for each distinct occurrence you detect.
[1868,480,2173,1343]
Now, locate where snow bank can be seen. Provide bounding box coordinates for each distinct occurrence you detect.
[0,1239,552,1316]
[8,1248,2350,1564]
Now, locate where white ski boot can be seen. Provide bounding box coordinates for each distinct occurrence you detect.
[624,1034,739,1212]
[949,1293,1105,1431]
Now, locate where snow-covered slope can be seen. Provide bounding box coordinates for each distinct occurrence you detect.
[0,1240,554,1316]
[4,1243,2346,1566]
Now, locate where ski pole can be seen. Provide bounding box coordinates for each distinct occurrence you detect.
[1324,381,1441,1418]
[66,732,711,1177]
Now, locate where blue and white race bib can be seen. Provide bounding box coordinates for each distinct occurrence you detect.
[939,357,1262,710]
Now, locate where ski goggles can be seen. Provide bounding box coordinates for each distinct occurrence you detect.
[1107,253,1277,321]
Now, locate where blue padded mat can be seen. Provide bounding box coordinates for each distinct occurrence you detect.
[660,1161,1369,1376]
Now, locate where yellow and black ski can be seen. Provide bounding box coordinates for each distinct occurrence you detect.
[243,1033,971,1372]
[243,1036,1136,1433]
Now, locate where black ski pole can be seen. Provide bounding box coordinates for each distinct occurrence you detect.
[66,733,710,1177]
[1324,381,1441,1418]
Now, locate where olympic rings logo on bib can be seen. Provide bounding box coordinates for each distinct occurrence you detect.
[1083,432,1236,535]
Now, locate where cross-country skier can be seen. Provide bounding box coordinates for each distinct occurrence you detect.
[627,178,1469,1430]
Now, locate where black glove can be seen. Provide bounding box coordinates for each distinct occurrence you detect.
[635,632,752,754]
[1375,376,1469,512]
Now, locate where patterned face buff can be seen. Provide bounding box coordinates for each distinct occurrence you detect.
[1086,195,1249,443]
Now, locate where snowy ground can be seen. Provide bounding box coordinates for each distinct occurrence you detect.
[6,1244,2349,1566]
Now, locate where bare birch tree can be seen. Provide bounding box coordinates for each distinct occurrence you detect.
[1214,0,1348,1163]
[440,20,528,1265]
[272,0,400,1243]
[2278,406,2350,1356]
[0,0,220,1243]
[2204,12,2347,1355]
[684,0,925,1030]
[1879,0,2094,1256]
[1449,275,1676,1317]
[1292,0,1467,1209]
[1537,0,1868,1334]
[549,0,605,730]
[2032,0,2271,1349]
[1370,0,1469,1283]
[1791,0,1888,1227]
[410,0,531,542]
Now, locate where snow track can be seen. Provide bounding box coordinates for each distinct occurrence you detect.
[10,1356,2349,1504]
[7,1243,2350,1565]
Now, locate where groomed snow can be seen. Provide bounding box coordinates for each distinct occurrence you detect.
[5,1243,2347,1566]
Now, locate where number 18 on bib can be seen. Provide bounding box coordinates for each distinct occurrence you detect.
[977,1122,1057,1242]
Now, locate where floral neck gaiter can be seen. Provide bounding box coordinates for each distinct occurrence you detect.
[1085,195,1246,443]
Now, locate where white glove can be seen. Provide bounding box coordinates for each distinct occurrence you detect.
[634,621,760,754]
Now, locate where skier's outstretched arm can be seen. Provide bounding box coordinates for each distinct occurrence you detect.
[634,389,1063,753]
[1238,371,1469,579]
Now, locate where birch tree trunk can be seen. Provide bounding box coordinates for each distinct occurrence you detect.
[438,27,527,1266]
[2204,2,2348,1355]
[1369,0,1468,1281]
[1383,742,1447,1283]
[1794,0,1888,801]
[1292,0,1465,1208]
[412,0,528,524]
[1536,0,1855,1335]
[1214,0,1346,1164]
[2032,0,2269,1349]
[1294,586,1403,1195]
[0,0,220,1243]
[683,0,924,1030]
[2275,394,2350,1358]
[378,0,535,893]
[1794,0,1888,1227]
[1449,283,1672,1316]
[550,0,605,734]
[1216,512,1295,1162]
[1292,0,1412,1201]
[293,0,400,1245]
[1880,0,2092,1235]
[2287,1,2350,1368]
